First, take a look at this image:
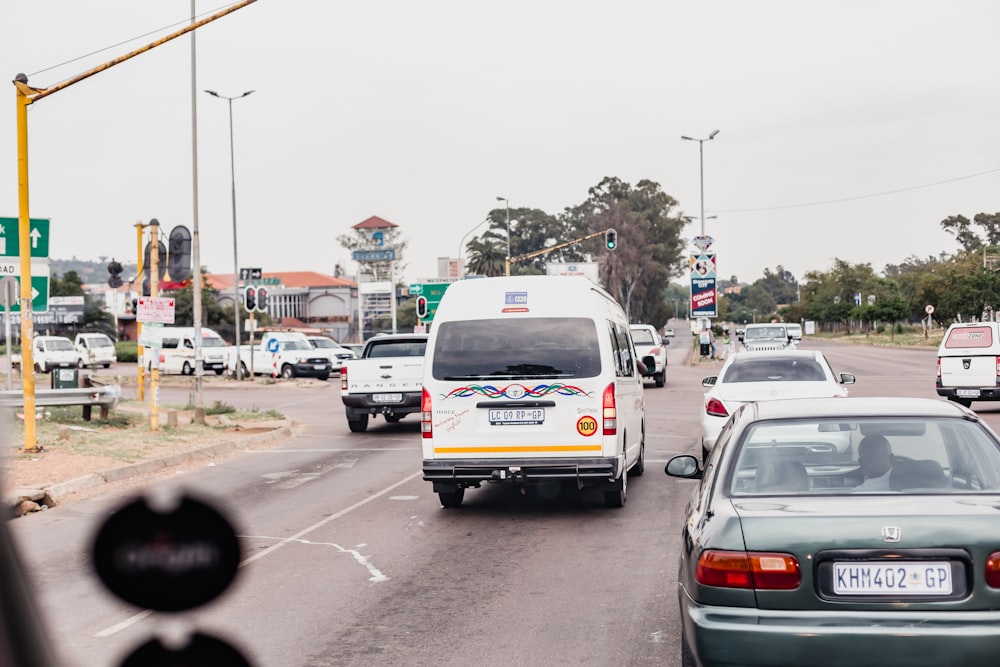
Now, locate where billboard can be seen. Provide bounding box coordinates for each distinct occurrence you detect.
[690,251,717,318]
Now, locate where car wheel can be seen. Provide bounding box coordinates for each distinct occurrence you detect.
[182,361,193,376]
[76,359,85,369]
[438,487,465,508]
[280,365,296,379]
[102,363,111,369]
[347,414,369,433]
[318,372,330,381]
[681,635,696,667]
[239,362,249,378]
[385,415,402,423]
[654,371,665,388]
[604,467,627,508]
[214,368,224,375]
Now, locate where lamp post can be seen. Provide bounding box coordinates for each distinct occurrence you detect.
[205,88,254,379]
[496,196,510,275]
[681,130,720,236]
[458,216,491,278]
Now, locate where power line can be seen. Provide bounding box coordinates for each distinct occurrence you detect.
[28,3,231,79]
[713,167,1000,214]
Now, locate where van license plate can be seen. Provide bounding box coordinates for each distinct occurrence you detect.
[957,389,981,398]
[489,408,545,425]
[373,393,402,403]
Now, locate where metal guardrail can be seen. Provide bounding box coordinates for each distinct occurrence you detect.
[0,385,122,421]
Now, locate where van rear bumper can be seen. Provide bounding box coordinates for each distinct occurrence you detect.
[423,457,621,487]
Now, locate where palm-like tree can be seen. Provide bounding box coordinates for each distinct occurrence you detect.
[465,237,507,277]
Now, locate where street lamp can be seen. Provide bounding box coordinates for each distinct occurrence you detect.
[496,196,510,275]
[681,130,720,236]
[205,88,254,379]
[458,216,491,278]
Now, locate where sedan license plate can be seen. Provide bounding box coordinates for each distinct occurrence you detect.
[957,389,981,398]
[833,561,952,595]
[489,408,544,425]
[372,393,402,404]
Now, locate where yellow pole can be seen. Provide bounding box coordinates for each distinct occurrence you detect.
[149,220,160,431]
[14,79,38,452]
[135,222,145,401]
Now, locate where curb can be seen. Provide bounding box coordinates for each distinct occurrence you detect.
[6,420,293,513]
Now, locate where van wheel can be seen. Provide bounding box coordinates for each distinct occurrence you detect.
[654,371,665,388]
[347,414,369,433]
[182,361,193,376]
[239,362,249,377]
[604,468,627,508]
[950,397,973,408]
[281,365,296,379]
[214,368,224,375]
[630,441,645,476]
[76,359,85,369]
[438,488,465,508]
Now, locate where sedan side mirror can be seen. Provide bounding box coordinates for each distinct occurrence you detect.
[702,376,717,387]
[665,455,702,479]
[839,373,856,385]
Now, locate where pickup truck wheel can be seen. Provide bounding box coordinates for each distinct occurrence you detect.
[603,468,627,508]
[280,365,296,379]
[214,368,224,375]
[318,372,330,381]
[950,397,973,408]
[347,414,369,433]
[239,362,249,377]
[438,488,465,508]
[654,371,665,388]
[76,359,85,369]
[182,361,193,376]
[385,415,402,423]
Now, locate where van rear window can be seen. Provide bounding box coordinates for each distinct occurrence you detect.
[431,317,601,380]
[944,326,994,349]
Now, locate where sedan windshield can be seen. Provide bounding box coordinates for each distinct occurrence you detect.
[727,416,1000,496]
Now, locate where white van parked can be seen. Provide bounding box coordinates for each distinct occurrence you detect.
[32,336,80,373]
[74,332,117,368]
[421,275,652,508]
[145,327,231,375]
[936,321,1000,407]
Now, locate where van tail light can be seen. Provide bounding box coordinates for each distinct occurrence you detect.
[421,388,433,439]
[696,550,801,590]
[987,551,1000,588]
[602,383,617,435]
[340,366,348,391]
[706,398,728,418]
[995,357,1000,386]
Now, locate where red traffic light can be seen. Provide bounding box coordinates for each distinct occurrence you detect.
[415,296,429,319]
[244,286,256,311]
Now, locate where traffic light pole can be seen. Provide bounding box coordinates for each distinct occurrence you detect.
[503,229,611,274]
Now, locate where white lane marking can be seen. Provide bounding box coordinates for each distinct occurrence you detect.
[94,470,422,638]
[389,495,419,501]
[240,537,389,583]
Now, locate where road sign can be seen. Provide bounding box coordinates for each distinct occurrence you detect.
[925,304,935,315]
[0,268,49,312]
[138,322,164,348]
[239,267,262,281]
[137,296,176,324]
[408,281,454,322]
[266,338,280,353]
[0,217,50,258]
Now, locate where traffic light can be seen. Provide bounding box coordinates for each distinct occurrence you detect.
[256,287,268,312]
[605,229,618,251]
[415,296,429,320]
[244,286,256,311]
[107,259,124,288]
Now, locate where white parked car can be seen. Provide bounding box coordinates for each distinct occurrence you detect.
[305,336,357,373]
[31,335,80,373]
[74,332,117,368]
[700,350,856,461]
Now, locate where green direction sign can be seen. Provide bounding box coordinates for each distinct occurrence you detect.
[0,275,50,313]
[0,217,50,258]
[408,279,456,322]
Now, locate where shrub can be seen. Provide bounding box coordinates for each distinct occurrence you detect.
[116,341,138,363]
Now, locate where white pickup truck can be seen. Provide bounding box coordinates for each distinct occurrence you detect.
[228,331,333,380]
[340,333,427,433]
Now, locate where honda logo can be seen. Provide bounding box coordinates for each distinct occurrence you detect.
[881,526,901,543]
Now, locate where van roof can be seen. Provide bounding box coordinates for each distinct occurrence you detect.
[435,275,620,319]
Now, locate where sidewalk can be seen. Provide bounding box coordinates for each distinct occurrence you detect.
[3,408,293,517]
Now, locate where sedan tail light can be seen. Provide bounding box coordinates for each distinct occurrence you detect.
[706,397,728,418]
[696,550,801,590]
[987,551,1000,588]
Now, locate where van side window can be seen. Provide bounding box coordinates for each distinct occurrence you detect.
[161,337,180,350]
[608,323,624,377]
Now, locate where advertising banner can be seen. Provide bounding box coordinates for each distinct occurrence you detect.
[690,252,717,318]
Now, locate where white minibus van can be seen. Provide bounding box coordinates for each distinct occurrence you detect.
[421,275,653,508]
[145,327,231,375]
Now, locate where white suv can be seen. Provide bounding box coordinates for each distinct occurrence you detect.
[629,324,668,387]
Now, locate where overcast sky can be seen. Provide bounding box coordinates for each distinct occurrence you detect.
[3,1,998,288]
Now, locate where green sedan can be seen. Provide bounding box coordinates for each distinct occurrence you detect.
[665,396,1000,667]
